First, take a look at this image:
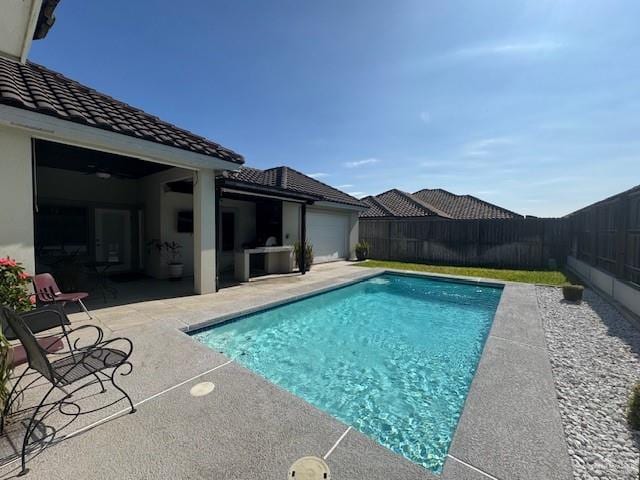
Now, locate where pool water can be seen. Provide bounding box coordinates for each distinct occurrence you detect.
[191,274,502,473]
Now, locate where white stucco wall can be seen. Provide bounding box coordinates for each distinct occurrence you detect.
[282,201,301,246]
[0,126,35,273]
[567,256,640,318]
[139,167,192,279]
[219,198,257,272]
[162,191,195,277]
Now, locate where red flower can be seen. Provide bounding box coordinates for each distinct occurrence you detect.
[0,257,17,267]
[29,295,36,305]
[19,272,31,280]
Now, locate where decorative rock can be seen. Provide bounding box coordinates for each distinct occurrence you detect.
[537,286,640,480]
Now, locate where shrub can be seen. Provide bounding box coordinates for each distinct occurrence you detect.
[294,242,313,273]
[355,241,370,261]
[628,382,640,431]
[0,257,33,312]
[0,257,33,412]
[562,284,584,302]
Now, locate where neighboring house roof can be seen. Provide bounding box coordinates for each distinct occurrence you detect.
[221,166,366,208]
[413,189,521,219]
[361,188,521,219]
[360,189,450,218]
[0,57,244,164]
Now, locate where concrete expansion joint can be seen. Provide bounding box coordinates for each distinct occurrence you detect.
[447,454,501,480]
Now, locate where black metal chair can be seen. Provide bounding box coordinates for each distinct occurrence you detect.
[0,306,136,476]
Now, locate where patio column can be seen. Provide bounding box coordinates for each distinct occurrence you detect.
[193,169,216,294]
[300,203,306,274]
[0,127,35,274]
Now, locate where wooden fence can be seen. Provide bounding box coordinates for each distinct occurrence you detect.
[567,185,640,286]
[359,217,569,269]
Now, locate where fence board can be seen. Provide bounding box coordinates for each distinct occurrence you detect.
[359,217,569,269]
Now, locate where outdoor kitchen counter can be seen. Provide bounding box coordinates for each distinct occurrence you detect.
[234,246,295,282]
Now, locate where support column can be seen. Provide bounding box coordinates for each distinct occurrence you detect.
[300,203,307,274]
[193,169,216,294]
[0,127,35,274]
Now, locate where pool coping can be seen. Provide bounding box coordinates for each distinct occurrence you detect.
[178,268,573,480]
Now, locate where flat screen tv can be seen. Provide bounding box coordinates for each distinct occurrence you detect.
[177,210,193,233]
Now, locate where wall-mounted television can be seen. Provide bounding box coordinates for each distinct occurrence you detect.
[177,210,193,233]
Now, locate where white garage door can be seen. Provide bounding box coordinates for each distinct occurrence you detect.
[306,210,349,263]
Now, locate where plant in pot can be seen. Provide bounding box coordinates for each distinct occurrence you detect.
[562,283,584,303]
[294,241,313,273]
[0,257,34,414]
[148,240,184,280]
[355,241,370,261]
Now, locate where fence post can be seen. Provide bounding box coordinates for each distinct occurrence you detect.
[615,195,629,278]
[387,220,392,260]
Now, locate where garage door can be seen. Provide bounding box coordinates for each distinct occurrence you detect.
[306,210,349,263]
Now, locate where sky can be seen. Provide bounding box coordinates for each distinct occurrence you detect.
[30,0,640,217]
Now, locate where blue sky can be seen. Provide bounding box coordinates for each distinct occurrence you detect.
[30,0,640,217]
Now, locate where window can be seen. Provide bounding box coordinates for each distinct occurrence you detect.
[222,212,235,251]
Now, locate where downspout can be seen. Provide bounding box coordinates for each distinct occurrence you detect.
[215,184,221,291]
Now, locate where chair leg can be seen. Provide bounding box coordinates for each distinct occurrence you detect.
[19,383,58,476]
[77,300,93,320]
[109,364,136,414]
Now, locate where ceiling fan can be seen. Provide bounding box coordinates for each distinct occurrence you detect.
[83,164,137,180]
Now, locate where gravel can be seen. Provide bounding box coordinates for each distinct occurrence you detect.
[537,286,640,480]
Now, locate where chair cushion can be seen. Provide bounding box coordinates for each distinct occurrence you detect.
[10,336,64,367]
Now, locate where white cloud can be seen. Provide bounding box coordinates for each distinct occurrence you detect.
[344,158,379,168]
[307,172,329,179]
[347,191,367,198]
[454,41,563,57]
[419,111,431,123]
[335,184,353,189]
[463,137,515,157]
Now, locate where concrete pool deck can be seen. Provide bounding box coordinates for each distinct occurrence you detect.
[0,262,573,479]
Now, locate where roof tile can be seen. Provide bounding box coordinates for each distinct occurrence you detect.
[0,57,243,164]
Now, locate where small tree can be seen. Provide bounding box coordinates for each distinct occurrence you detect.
[0,257,34,412]
[294,241,313,273]
[355,241,370,261]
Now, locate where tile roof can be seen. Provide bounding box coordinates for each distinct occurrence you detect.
[0,57,243,164]
[413,189,521,219]
[221,166,366,208]
[361,188,521,219]
[360,189,451,218]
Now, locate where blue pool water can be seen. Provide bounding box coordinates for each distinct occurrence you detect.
[191,273,502,472]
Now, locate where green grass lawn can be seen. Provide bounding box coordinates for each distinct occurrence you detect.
[354,259,569,285]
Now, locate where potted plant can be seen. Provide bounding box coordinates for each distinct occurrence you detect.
[0,257,34,413]
[355,241,370,261]
[562,283,584,302]
[148,240,184,280]
[294,241,313,273]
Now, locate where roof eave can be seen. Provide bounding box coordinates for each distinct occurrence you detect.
[0,104,241,171]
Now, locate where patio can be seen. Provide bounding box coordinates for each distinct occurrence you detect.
[0,261,574,480]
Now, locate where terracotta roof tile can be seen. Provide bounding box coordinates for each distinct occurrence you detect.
[362,188,521,219]
[222,167,365,208]
[0,57,243,164]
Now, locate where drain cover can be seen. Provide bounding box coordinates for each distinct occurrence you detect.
[189,382,215,397]
[288,456,331,480]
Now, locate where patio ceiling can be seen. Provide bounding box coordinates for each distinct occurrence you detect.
[35,139,172,179]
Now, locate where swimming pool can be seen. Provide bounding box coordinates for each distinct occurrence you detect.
[191,273,502,473]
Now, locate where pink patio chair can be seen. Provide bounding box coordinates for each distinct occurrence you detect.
[32,273,92,319]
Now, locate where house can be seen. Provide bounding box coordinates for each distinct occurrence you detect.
[361,188,521,219]
[0,4,364,295]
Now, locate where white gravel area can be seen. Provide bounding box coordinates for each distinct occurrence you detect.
[537,286,640,479]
